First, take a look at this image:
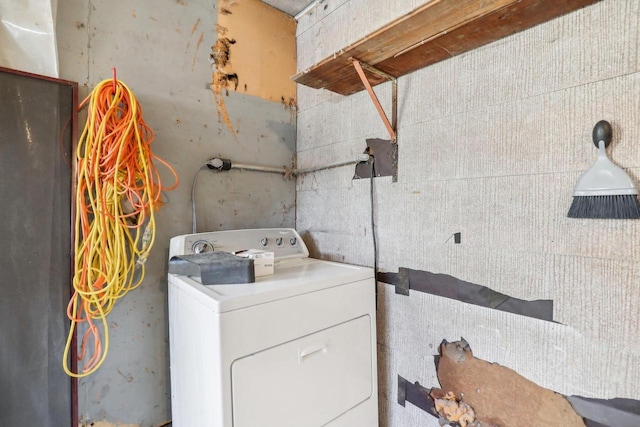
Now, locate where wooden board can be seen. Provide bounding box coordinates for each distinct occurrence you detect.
[292,0,601,95]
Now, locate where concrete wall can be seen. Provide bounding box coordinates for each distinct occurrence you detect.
[296,0,640,425]
[56,0,295,425]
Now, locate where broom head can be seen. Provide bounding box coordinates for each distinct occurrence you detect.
[567,140,640,219]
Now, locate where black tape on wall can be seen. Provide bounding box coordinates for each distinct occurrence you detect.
[378,267,554,322]
[397,375,437,416]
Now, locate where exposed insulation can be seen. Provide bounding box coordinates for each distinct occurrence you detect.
[431,390,477,427]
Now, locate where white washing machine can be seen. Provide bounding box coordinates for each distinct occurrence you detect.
[168,228,378,427]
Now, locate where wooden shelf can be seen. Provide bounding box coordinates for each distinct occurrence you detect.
[293,0,600,95]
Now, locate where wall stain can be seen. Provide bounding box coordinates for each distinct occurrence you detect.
[282,96,297,124]
[195,32,205,54]
[100,384,110,398]
[216,24,228,36]
[191,18,201,35]
[211,73,238,141]
[186,19,204,68]
[281,202,294,221]
[116,368,134,383]
[211,33,239,140]
[192,31,204,71]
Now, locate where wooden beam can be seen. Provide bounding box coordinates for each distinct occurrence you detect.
[293,0,600,95]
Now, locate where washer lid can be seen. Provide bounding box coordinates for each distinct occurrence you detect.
[168,258,374,313]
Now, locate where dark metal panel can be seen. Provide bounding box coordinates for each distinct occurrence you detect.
[353,138,397,180]
[0,68,74,426]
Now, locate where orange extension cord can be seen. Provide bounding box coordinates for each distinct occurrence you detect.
[63,77,178,377]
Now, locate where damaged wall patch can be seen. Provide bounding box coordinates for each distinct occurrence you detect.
[398,339,640,426]
[211,37,235,68]
[214,0,296,98]
[436,339,584,426]
[211,0,296,136]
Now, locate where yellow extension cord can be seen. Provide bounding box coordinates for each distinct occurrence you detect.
[63,78,177,377]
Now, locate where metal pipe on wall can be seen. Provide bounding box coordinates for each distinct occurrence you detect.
[294,155,370,175]
[294,0,325,21]
[231,162,290,174]
[207,155,371,178]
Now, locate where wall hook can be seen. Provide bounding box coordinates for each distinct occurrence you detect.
[111,67,117,92]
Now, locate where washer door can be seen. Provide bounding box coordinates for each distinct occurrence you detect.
[231,315,373,426]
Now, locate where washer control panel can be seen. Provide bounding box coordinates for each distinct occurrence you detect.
[169,228,309,260]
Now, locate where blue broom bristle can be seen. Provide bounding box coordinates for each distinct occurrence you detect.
[567,195,640,219]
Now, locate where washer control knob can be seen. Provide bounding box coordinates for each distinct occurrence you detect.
[276,237,283,246]
[192,240,213,254]
[289,237,297,246]
[260,237,269,247]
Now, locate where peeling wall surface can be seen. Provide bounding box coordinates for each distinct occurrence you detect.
[56,0,295,425]
[296,0,640,425]
[216,0,297,103]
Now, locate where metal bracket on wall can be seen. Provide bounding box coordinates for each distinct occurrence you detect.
[350,59,397,143]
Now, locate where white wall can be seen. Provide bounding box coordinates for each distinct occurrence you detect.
[56,0,295,424]
[296,0,640,425]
